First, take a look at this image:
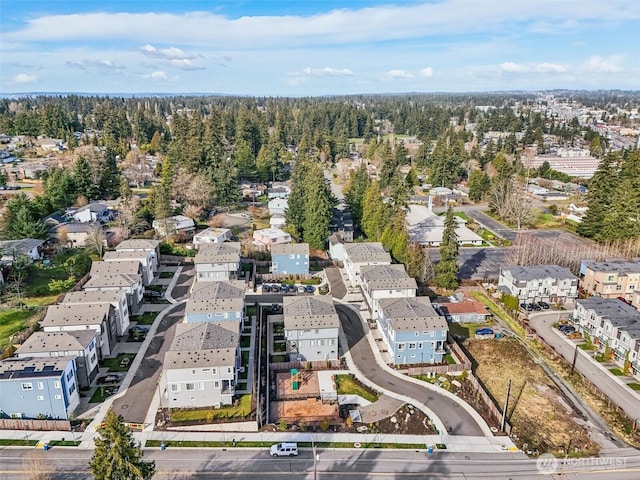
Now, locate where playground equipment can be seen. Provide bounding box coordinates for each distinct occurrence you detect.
[291,368,302,391]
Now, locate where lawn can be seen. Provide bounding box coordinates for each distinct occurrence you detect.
[132,312,158,325]
[0,308,35,350]
[469,291,525,338]
[241,350,250,364]
[159,271,174,279]
[445,353,456,365]
[270,354,287,363]
[170,394,252,421]
[628,383,640,391]
[100,353,136,372]
[0,439,38,447]
[448,320,494,339]
[334,374,379,403]
[48,439,80,446]
[609,368,625,376]
[89,386,118,403]
[145,439,427,449]
[240,335,251,348]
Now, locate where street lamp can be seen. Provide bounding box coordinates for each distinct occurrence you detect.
[311,436,318,480]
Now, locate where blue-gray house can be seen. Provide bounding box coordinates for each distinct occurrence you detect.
[271,243,310,276]
[185,280,246,326]
[377,297,448,365]
[0,356,80,420]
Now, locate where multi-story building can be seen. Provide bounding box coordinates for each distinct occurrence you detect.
[360,264,417,319]
[498,265,578,304]
[0,356,79,420]
[194,242,241,282]
[580,260,640,302]
[114,239,160,272]
[163,322,239,408]
[103,250,156,286]
[62,289,130,337]
[377,297,448,365]
[283,296,339,362]
[186,280,246,326]
[83,260,143,315]
[343,242,392,287]
[271,243,310,276]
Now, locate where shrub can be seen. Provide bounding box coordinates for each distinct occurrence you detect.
[320,419,330,431]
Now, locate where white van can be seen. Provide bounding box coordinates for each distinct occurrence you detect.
[270,442,299,457]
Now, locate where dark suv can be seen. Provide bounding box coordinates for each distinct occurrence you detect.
[537,301,550,309]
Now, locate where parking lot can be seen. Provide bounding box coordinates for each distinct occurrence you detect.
[260,282,318,295]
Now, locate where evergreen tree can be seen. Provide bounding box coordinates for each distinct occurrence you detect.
[468,169,491,202]
[380,209,409,263]
[0,193,48,240]
[89,410,155,480]
[361,181,387,241]
[344,162,370,228]
[434,206,459,290]
[302,163,334,249]
[284,157,308,240]
[73,156,99,201]
[577,153,618,240]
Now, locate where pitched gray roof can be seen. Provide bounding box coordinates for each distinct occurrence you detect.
[344,242,391,263]
[85,260,141,288]
[283,295,339,330]
[378,297,448,332]
[103,250,150,262]
[115,239,160,251]
[271,243,309,256]
[577,297,640,335]
[0,238,45,257]
[194,242,241,264]
[501,265,577,281]
[165,322,239,368]
[16,330,96,355]
[187,281,246,314]
[582,260,640,275]
[41,303,111,327]
[62,289,125,306]
[360,264,417,290]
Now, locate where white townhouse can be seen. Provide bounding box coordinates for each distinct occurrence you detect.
[360,264,417,319]
[193,227,232,248]
[163,322,240,408]
[84,260,144,315]
[194,242,241,282]
[343,242,392,287]
[40,303,117,358]
[114,239,160,271]
[103,249,156,286]
[498,265,578,304]
[62,289,130,338]
[283,296,340,362]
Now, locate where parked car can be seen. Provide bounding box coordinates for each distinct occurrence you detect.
[280,284,288,293]
[537,301,550,309]
[287,284,297,293]
[270,442,298,457]
[562,327,576,335]
[297,285,306,294]
[530,303,542,311]
[520,303,528,310]
[525,303,534,311]
[305,285,316,293]
[475,328,494,336]
[262,284,271,293]
[143,290,163,300]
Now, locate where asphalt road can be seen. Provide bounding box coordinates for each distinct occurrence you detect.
[528,312,640,422]
[466,210,517,242]
[335,304,485,436]
[3,448,640,479]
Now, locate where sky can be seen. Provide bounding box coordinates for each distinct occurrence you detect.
[1,0,639,96]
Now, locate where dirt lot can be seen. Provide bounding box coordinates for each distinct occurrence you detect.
[465,337,599,456]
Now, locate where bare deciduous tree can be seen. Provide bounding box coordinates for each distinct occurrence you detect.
[85,224,107,257]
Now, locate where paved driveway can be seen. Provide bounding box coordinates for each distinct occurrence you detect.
[529,312,640,422]
[466,210,516,241]
[325,266,347,299]
[336,304,485,436]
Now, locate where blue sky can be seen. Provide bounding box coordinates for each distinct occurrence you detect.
[1,0,639,96]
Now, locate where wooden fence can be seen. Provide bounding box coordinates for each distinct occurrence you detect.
[405,341,472,376]
[466,373,512,435]
[0,418,71,431]
[270,359,342,372]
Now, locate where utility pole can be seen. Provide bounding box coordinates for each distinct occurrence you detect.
[311,436,318,480]
[571,344,579,375]
[501,379,512,433]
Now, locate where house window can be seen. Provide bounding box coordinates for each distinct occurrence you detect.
[410,354,416,358]
[227,367,233,374]
[53,381,60,389]
[37,382,44,390]
[170,384,180,392]
[192,369,196,375]
[289,254,295,259]
[199,382,204,390]
[409,343,416,349]
[212,368,217,375]
[202,368,211,373]
[616,285,622,291]
[327,339,334,346]
[607,275,615,282]
[214,381,220,389]
[415,332,419,337]
[21,383,33,390]
[418,342,423,349]
[37,396,44,401]
[91,353,96,363]
[54,395,62,400]
[207,313,212,318]
[190,397,196,402]
[186,383,195,391]
[398,343,405,351]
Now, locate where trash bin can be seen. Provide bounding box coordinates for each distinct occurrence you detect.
[43,443,50,451]
[427,445,434,454]
[160,443,166,451]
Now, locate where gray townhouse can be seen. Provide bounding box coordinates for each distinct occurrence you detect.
[186,280,246,326]
[573,297,640,375]
[84,260,143,315]
[0,356,80,420]
[271,243,310,276]
[15,330,99,388]
[343,242,392,287]
[163,322,240,408]
[103,249,156,286]
[62,289,130,337]
[283,296,340,362]
[194,242,241,282]
[498,265,578,304]
[114,239,160,272]
[360,264,417,320]
[377,297,448,365]
[40,303,117,358]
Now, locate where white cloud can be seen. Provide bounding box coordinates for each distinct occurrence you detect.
[143,70,168,80]
[299,67,354,77]
[65,59,125,72]
[386,69,414,79]
[419,67,434,78]
[169,58,205,70]
[14,73,37,83]
[583,55,623,73]
[499,61,566,74]
[140,44,195,60]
